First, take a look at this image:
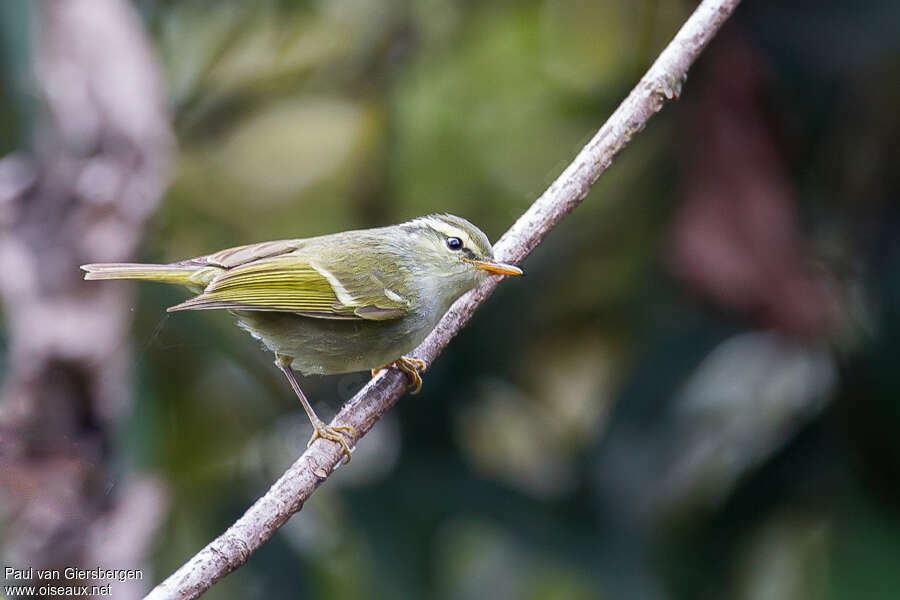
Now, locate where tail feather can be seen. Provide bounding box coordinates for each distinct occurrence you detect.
[81,263,205,286]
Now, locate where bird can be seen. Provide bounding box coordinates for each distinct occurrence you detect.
[81,214,522,462]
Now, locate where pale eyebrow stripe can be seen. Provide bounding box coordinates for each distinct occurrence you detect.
[419,217,476,249]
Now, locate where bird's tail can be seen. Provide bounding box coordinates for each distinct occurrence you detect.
[81,262,211,286]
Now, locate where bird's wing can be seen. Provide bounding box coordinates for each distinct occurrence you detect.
[185,238,307,269]
[167,254,409,321]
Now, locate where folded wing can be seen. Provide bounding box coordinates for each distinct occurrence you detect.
[168,254,408,321]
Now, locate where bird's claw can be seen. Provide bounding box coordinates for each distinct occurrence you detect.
[307,420,356,464]
[371,356,428,394]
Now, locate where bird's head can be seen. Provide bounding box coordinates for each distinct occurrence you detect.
[399,214,522,302]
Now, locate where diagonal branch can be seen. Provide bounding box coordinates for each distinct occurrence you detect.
[145,1,742,598]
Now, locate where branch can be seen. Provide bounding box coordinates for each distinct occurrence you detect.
[145,1,742,598]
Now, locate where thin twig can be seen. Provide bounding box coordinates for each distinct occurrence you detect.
[145,1,742,598]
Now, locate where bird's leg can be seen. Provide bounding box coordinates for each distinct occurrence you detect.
[371,356,428,394]
[276,354,356,464]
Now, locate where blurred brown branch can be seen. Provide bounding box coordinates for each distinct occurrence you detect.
[145,0,742,598]
[669,33,836,338]
[0,0,173,597]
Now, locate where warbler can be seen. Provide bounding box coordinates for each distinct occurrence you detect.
[81,214,522,461]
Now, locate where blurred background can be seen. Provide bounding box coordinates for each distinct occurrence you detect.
[1,0,899,598]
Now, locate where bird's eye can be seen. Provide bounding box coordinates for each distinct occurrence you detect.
[446,237,463,251]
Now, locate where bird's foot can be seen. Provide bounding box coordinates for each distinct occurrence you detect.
[371,356,428,394]
[307,419,356,465]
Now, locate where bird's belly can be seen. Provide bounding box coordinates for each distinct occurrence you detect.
[233,311,430,375]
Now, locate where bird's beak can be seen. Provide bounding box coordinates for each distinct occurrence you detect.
[463,258,523,276]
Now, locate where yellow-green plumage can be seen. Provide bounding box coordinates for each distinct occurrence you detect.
[80,263,213,287]
[82,214,520,375]
[82,214,522,461]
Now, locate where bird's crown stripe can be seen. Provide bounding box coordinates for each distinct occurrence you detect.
[417,216,476,249]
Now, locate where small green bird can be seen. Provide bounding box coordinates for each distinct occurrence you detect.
[82,214,522,461]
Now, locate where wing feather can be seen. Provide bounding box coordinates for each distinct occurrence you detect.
[167,255,409,320]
